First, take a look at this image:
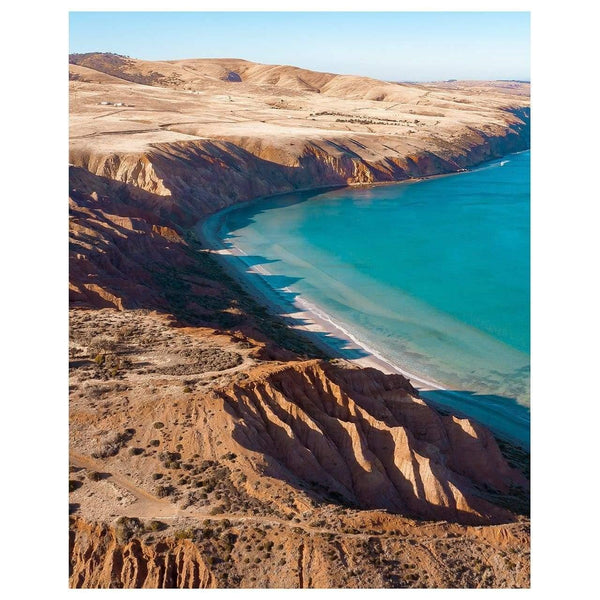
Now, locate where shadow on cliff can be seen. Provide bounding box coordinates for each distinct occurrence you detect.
[419,389,530,452]
[70,167,367,361]
[145,138,407,223]
[219,361,528,525]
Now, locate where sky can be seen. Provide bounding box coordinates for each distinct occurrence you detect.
[69,12,530,82]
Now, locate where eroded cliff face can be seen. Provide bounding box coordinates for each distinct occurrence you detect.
[69,308,530,588]
[69,515,530,589]
[215,360,526,524]
[69,111,529,228]
[69,519,215,589]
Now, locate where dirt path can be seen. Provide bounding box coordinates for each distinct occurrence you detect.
[71,452,178,519]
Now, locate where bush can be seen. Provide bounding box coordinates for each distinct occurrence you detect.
[159,451,181,462]
[174,528,194,540]
[153,422,165,429]
[114,516,144,544]
[156,485,175,498]
[69,480,82,492]
[146,520,166,532]
[129,447,144,456]
[87,471,102,482]
[91,430,133,458]
[149,439,160,447]
[152,473,163,480]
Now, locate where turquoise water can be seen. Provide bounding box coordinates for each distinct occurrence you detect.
[206,151,530,445]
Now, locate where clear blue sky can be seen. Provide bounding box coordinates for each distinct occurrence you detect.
[69,12,530,82]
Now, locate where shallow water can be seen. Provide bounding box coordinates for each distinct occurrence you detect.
[207,151,530,445]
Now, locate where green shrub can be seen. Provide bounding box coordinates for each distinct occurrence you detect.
[146,520,166,532]
[174,528,194,540]
[153,422,165,429]
[69,480,82,492]
[114,516,144,544]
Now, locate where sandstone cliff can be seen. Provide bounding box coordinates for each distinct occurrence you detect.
[69,513,530,589]
[216,360,527,524]
[69,54,529,228]
[69,307,530,587]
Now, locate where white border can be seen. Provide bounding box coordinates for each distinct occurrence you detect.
[4,1,598,596]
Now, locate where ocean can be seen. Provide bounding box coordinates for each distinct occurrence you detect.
[203,150,530,446]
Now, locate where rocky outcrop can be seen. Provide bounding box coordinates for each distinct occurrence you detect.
[69,519,215,588]
[215,360,527,525]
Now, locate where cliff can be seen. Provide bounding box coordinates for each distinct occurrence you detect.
[69,54,529,227]
[69,513,530,588]
[216,360,527,524]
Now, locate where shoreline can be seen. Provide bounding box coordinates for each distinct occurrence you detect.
[197,206,446,391]
[194,152,530,448]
